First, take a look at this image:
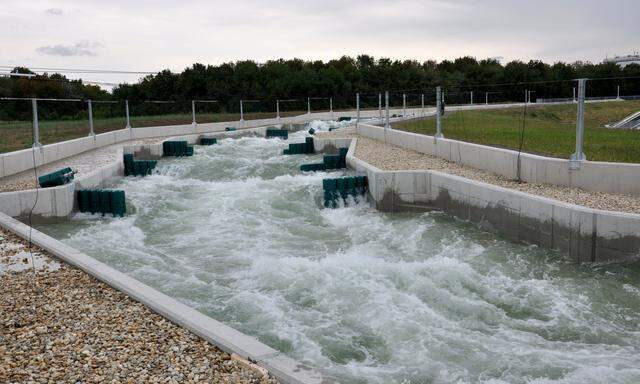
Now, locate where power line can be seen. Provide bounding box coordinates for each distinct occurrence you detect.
[0,65,159,75]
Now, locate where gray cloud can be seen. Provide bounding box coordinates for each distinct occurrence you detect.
[36,41,103,57]
[44,8,63,15]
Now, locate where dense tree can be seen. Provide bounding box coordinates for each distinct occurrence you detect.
[1,56,639,120]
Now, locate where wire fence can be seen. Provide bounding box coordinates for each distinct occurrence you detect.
[2,77,639,163]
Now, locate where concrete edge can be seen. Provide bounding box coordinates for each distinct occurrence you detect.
[357,122,640,195]
[0,212,324,384]
[341,136,640,262]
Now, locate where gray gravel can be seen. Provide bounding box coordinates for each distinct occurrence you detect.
[317,131,640,214]
[0,227,279,383]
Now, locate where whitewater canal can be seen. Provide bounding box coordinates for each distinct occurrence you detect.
[37,126,640,384]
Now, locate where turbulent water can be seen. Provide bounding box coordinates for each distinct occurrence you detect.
[37,122,640,384]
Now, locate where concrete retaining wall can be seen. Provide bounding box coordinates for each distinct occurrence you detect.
[341,138,640,263]
[356,123,640,195]
[0,212,322,384]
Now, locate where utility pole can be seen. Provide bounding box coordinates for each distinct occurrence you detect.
[385,91,390,131]
[421,93,425,115]
[32,98,41,148]
[378,93,382,124]
[88,100,95,136]
[307,97,311,114]
[402,93,406,117]
[470,91,474,105]
[240,99,244,122]
[191,100,196,125]
[276,99,280,119]
[570,79,587,169]
[435,86,443,138]
[125,100,131,130]
[356,93,360,127]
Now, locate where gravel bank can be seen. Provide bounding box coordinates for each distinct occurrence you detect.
[316,130,640,214]
[0,138,163,193]
[0,228,279,384]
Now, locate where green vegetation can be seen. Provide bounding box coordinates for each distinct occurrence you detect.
[394,100,640,163]
[0,111,303,153]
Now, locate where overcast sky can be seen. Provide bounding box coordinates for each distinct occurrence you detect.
[1,0,638,87]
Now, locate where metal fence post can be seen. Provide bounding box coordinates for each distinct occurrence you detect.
[421,93,425,115]
[307,97,310,115]
[356,93,360,127]
[485,92,489,105]
[240,99,244,122]
[32,98,41,148]
[276,99,280,119]
[88,99,95,136]
[402,93,406,118]
[330,97,333,119]
[435,86,443,138]
[617,85,621,99]
[573,87,576,102]
[191,100,196,125]
[385,91,390,131]
[125,100,131,130]
[570,78,587,169]
[378,93,382,124]
[470,91,474,105]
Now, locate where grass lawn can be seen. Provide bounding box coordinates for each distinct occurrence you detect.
[0,111,304,154]
[393,100,640,163]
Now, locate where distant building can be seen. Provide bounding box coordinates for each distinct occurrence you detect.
[605,53,640,67]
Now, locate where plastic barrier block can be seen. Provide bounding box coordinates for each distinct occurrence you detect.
[89,190,99,214]
[225,127,236,131]
[38,168,74,188]
[110,190,126,217]
[338,117,352,122]
[323,178,337,191]
[200,138,217,145]
[305,137,314,153]
[99,190,111,215]
[77,190,90,212]
[185,146,194,156]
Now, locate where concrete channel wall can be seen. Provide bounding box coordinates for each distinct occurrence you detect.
[0,212,323,384]
[356,123,640,195]
[339,137,640,263]
[0,125,284,220]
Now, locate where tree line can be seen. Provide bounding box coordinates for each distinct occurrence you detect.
[1,56,639,120]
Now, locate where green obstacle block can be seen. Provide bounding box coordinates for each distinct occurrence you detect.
[225,127,236,131]
[266,129,288,139]
[323,154,341,169]
[110,190,126,217]
[77,190,90,213]
[283,149,290,155]
[305,137,314,154]
[322,178,337,191]
[185,146,194,156]
[38,167,74,188]
[200,137,217,145]
[308,128,315,135]
[99,190,111,216]
[89,190,99,214]
[346,177,356,196]
[338,117,352,122]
